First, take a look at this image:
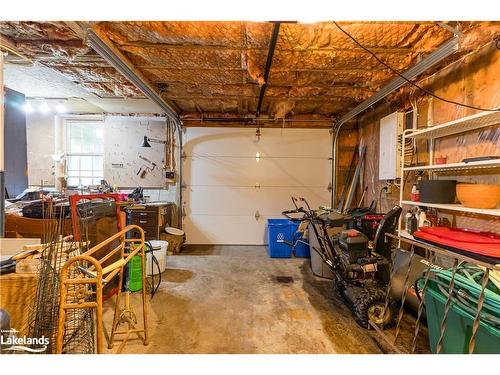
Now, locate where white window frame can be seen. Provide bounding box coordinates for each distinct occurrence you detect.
[64,119,104,188]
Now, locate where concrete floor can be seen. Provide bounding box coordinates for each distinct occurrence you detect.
[103,245,426,354]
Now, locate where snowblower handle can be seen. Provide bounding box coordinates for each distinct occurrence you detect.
[291,196,310,208]
[282,208,307,222]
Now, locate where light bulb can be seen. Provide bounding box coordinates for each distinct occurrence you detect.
[23,102,34,113]
[39,101,50,113]
[55,103,67,113]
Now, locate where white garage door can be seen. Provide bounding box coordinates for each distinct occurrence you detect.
[183,127,332,244]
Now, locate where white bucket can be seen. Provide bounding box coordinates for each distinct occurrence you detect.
[146,240,168,276]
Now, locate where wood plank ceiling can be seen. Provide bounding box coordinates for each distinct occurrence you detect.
[1,21,498,127]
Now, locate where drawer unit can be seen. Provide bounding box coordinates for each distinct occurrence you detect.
[128,225,158,241]
[128,210,156,218]
[124,204,177,241]
[129,215,157,227]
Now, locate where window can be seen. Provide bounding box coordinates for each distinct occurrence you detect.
[66,121,104,187]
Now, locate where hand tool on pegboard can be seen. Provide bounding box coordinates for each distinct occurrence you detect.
[138,155,157,171]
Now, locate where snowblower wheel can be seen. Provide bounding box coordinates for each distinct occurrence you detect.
[333,277,347,301]
[353,288,396,330]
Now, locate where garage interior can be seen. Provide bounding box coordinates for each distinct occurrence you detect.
[0,20,499,355]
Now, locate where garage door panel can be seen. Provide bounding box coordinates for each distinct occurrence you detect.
[256,129,331,157]
[185,186,329,216]
[184,157,331,187]
[184,127,331,244]
[183,156,260,186]
[184,186,260,216]
[184,128,331,158]
[257,157,331,187]
[184,215,269,244]
[264,187,329,214]
[184,128,257,157]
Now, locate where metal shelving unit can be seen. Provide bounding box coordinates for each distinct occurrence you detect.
[404,111,500,140]
[402,158,500,173]
[399,111,500,230]
[373,113,500,354]
[397,229,414,241]
[400,200,500,217]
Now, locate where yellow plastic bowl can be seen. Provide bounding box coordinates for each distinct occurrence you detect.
[456,184,500,209]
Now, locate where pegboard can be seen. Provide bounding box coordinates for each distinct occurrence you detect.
[103,118,167,188]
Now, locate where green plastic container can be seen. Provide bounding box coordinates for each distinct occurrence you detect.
[423,280,500,354]
[128,255,143,292]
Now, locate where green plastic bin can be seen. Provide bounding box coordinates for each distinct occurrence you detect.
[128,255,143,292]
[423,280,500,354]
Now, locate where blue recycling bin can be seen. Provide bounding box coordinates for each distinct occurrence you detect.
[267,219,293,258]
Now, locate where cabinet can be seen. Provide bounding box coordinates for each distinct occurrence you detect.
[125,203,178,240]
[379,111,404,180]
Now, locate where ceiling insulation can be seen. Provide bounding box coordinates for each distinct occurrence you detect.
[0,21,144,98]
[1,21,498,123]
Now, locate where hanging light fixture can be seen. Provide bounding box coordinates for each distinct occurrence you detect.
[141,135,166,148]
[141,136,152,148]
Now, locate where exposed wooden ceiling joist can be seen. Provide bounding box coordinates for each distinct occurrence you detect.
[117,41,413,54]
[1,20,498,123]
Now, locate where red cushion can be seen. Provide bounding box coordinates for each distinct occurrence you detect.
[414,227,500,259]
[418,226,500,244]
